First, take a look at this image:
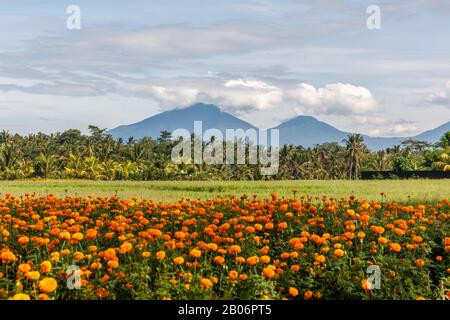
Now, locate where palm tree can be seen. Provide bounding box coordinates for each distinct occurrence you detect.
[343,134,367,180]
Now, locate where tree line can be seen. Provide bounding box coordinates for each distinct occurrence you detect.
[0,126,449,180]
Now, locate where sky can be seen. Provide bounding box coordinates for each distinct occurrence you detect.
[0,0,450,137]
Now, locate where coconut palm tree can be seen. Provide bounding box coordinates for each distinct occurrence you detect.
[343,134,367,180]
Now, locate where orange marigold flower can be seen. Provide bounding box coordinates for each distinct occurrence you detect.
[246,256,259,266]
[86,228,97,239]
[200,278,213,289]
[361,279,371,290]
[389,243,402,253]
[228,245,241,255]
[156,251,166,261]
[260,255,271,264]
[18,263,31,274]
[288,287,299,297]
[280,252,290,259]
[213,256,225,264]
[142,251,151,258]
[304,290,313,299]
[239,274,248,281]
[262,265,276,279]
[291,265,300,272]
[315,255,326,263]
[189,249,202,259]
[277,222,288,230]
[119,242,133,254]
[333,249,345,257]
[229,270,239,280]
[18,236,30,245]
[414,259,425,267]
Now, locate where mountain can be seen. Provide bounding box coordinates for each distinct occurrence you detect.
[108,103,450,150]
[108,103,256,140]
[275,116,349,147]
[413,121,450,142]
[275,116,405,149]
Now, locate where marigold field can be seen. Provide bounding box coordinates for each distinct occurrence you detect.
[0,192,449,300]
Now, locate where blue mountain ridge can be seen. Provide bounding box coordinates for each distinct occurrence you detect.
[108,103,450,150]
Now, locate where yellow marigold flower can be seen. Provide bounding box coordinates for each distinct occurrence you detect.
[40,261,52,274]
[259,255,271,264]
[59,231,71,240]
[50,252,60,262]
[26,271,41,281]
[142,251,151,258]
[10,293,31,300]
[173,256,185,265]
[38,277,58,293]
[72,232,84,241]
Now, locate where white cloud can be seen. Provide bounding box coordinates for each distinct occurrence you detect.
[428,81,450,107]
[369,124,419,137]
[224,79,277,90]
[288,83,379,116]
[149,85,200,107]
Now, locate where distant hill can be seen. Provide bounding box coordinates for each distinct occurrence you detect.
[108,103,450,150]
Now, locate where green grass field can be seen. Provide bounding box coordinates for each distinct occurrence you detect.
[0,179,448,203]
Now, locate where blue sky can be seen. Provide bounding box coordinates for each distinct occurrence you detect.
[0,0,449,136]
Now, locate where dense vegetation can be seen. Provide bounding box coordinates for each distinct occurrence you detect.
[0,127,449,181]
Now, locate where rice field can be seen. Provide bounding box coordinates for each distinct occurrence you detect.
[0,179,448,203]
